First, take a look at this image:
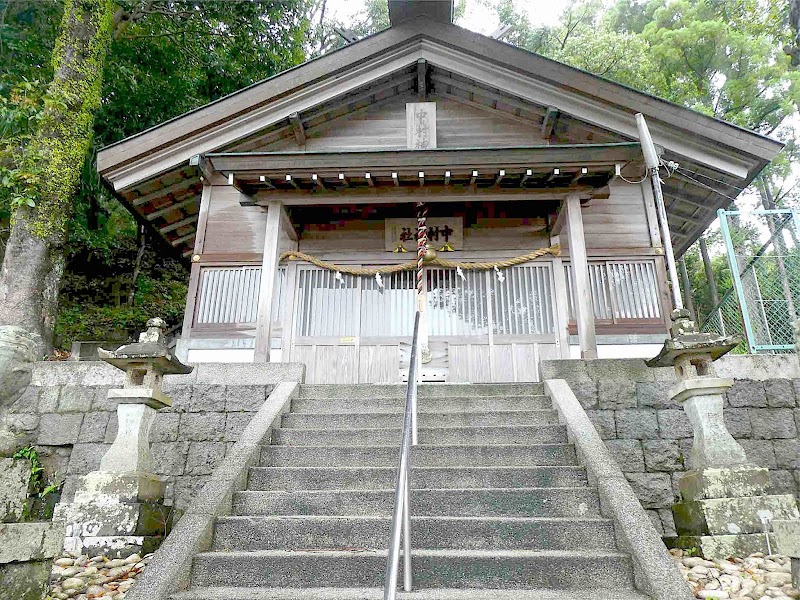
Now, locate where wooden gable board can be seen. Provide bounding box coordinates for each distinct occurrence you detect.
[98,17,780,193]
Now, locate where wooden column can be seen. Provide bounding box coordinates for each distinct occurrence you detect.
[180,183,213,339]
[253,201,284,362]
[564,194,597,358]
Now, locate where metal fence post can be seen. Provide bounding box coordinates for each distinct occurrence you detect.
[718,209,758,354]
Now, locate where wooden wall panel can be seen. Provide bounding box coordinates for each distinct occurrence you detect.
[512,343,540,382]
[581,182,651,250]
[359,345,400,383]
[315,345,358,384]
[298,219,550,256]
[491,344,515,382]
[449,344,491,383]
[257,96,543,153]
[291,345,318,382]
[203,186,266,255]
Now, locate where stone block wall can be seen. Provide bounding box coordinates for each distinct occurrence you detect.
[4,361,304,516]
[540,355,800,538]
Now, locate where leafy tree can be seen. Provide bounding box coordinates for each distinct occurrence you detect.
[492,0,798,325]
[0,0,117,355]
[1,1,315,353]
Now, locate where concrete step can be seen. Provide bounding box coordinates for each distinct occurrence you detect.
[172,587,649,600]
[272,425,567,446]
[297,383,545,400]
[260,444,577,468]
[232,487,601,518]
[190,549,634,589]
[290,395,552,414]
[247,466,587,491]
[211,515,617,552]
[281,410,559,429]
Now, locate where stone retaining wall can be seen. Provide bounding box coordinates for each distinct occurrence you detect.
[4,362,304,516]
[540,355,800,538]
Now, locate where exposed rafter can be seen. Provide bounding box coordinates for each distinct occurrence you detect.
[146,196,197,221]
[541,106,559,140]
[159,214,199,234]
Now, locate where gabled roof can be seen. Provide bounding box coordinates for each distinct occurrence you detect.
[97,15,783,259]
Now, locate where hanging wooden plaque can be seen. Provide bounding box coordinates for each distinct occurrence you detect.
[385,217,463,251]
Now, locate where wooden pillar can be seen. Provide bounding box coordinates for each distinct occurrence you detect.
[253,201,284,363]
[550,254,571,358]
[180,183,213,339]
[564,194,597,359]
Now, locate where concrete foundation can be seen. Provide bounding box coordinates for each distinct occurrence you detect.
[673,468,800,559]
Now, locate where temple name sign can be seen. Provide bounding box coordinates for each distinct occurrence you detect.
[385,217,463,251]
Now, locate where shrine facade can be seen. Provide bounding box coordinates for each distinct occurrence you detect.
[96,0,781,383]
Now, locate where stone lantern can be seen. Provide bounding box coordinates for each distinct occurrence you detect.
[648,309,800,558]
[54,318,192,557]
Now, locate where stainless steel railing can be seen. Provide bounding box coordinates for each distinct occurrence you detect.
[383,311,421,599]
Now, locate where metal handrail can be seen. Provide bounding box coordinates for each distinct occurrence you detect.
[383,311,420,599]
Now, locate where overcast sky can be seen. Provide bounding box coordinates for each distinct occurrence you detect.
[324,0,570,34]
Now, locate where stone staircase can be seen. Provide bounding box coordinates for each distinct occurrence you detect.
[171,383,649,599]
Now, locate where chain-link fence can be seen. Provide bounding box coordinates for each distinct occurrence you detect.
[700,209,800,354]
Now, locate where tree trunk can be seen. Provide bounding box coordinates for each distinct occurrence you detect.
[128,226,147,308]
[0,0,115,355]
[699,236,720,307]
[678,257,696,321]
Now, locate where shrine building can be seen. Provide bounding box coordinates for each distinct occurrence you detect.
[96,0,781,384]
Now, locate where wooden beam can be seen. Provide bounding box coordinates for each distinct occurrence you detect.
[132,179,196,207]
[280,205,297,241]
[253,201,283,362]
[417,59,427,100]
[521,169,533,187]
[189,153,217,183]
[206,143,642,174]
[146,196,197,221]
[170,231,196,247]
[191,184,213,255]
[551,203,568,237]
[253,184,595,206]
[571,167,588,184]
[159,214,199,234]
[541,106,559,140]
[565,194,597,358]
[289,112,306,145]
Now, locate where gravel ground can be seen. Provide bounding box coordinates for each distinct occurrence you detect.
[45,548,799,599]
[670,549,799,600]
[46,552,152,599]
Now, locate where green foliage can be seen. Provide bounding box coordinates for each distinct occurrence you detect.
[54,238,187,349]
[490,0,799,328]
[2,1,314,349]
[11,445,62,521]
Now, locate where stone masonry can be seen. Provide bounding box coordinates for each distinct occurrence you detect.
[3,361,304,520]
[541,355,800,538]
